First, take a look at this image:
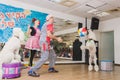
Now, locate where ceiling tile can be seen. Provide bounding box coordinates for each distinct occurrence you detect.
[21,0,69,12]
[86,0,106,8]
[75,0,90,4]
[100,14,118,21]
[69,4,96,18]
[78,5,92,11]
[66,4,91,14]
[100,0,120,8]
[97,4,116,12]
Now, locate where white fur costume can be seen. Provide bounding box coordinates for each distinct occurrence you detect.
[0,28,24,79]
[81,29,99,71]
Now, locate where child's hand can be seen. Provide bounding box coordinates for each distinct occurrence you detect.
[57,37,63,43]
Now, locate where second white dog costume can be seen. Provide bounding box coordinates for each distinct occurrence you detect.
[81,29,99,71]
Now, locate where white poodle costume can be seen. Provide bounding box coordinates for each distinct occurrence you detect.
[81,29,99,71]
[0,28,24,79]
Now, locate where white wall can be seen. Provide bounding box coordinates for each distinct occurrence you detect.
[100,17,120,64]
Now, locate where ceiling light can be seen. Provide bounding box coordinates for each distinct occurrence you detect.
[87,9,98,13]
[49,0,77,7]
[93,11,101,15]
[87,9,101,15]
[54,0,62,3]
[48,0,62,3]
[96,12,110,17]
[60,0,77,7]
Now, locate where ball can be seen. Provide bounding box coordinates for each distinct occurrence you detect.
[78,27,87,37]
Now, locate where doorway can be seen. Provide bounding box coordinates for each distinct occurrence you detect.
[100,31,114,62]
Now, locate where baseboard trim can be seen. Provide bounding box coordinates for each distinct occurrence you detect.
[115,64,120,66]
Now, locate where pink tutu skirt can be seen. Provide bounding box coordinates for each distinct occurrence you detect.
[25,36,40,50]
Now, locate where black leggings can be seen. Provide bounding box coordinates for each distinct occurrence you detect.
[29,50,36,66]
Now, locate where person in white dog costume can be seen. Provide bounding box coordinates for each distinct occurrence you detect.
[81,29,99,71]
[0,28,24,79]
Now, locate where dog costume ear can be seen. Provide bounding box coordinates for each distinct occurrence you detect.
[13,28,21,37]
[87,29,96,40]
[13,28,25,43]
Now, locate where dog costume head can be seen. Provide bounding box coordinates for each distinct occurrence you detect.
[87,29,96,41]
[81,29,96,50]
[12,28,25,44]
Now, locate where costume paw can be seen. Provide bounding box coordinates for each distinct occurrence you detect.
[94,65,99,71]
[88,65,93,71]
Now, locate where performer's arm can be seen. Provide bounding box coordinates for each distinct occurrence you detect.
[47,31,62,42]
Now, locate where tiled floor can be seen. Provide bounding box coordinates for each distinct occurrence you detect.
[3,64,120,80]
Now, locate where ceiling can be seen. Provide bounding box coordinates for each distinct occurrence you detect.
[17,0,120,21]
[16,0,120,32]
[15,0,120,45]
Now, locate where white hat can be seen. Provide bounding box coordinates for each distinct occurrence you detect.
[46,14,53,20]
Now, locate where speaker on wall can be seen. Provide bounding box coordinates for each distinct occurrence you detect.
[91,17,99,30]
[78,23,82,29]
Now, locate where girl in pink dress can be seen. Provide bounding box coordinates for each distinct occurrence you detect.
[25,18,40,66]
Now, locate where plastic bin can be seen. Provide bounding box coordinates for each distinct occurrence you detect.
[100,60,113,71]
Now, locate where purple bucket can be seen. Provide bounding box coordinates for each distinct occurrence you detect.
[2,62,21,79]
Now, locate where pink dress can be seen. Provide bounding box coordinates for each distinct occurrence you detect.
[25,28,40,50]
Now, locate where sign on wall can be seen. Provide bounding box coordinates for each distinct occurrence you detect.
[0,3,48,43]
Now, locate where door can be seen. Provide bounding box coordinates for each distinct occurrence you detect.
[100,31,114,61]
